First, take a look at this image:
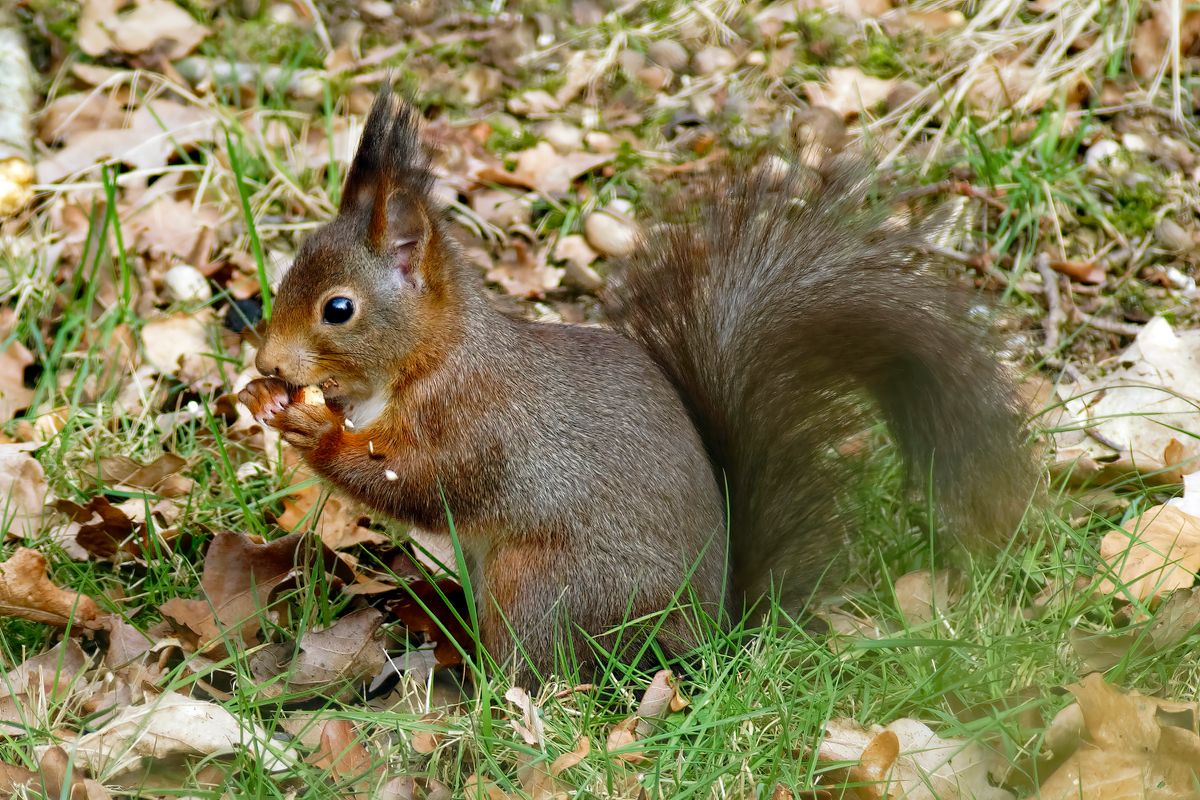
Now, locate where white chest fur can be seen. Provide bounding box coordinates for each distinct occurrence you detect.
[344,392,388,429]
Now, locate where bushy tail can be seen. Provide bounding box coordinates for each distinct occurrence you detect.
[604,152,1037,610]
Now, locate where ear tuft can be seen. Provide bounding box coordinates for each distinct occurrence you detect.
[339,85,436,222]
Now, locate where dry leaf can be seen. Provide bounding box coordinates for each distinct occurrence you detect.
[277,467,385,551]
[78,0,209,60]
[894,570,959,626]
[489,142,611,196]
[0,547,100,626]
[411,711,446,754]
[805,68,896,119]
[159,531,327,651]
[249,608,388,701]
[98,453,190,498]
[817,717,1013,800]
[55,691,295,778]
[37,746,111,800]
[140,311,213,378]
[0,640,88,731]
[505,686,545,747]
[1051,318,1200,481]
[486,240,564,298]
[0,443,47,538]
[1098,503,1200,601]
[308,718,373,790]
[1037,674,1200,798]
[38,101,218,184]
[0,339,33,424]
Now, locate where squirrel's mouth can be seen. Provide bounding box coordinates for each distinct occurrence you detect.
[287,377,347,410]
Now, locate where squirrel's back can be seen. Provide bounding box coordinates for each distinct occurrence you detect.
[605,152,1036,610]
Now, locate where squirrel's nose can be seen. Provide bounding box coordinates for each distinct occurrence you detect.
[255,348,284,379]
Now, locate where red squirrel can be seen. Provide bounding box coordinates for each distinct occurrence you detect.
[239,87,1034,687]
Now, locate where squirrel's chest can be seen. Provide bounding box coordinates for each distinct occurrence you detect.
[344,393,389,429]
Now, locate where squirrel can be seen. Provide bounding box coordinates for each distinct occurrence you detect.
[238,87,1035,688]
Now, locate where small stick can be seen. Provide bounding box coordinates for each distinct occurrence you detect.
[1036,252,1064,355]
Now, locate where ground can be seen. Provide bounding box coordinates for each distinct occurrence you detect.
[1,0,1200,797]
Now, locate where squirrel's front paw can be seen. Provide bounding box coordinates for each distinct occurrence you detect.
[273,402,340,450]
[238,377,291,426]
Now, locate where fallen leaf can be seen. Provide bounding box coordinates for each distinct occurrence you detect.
[817,717,1013,800]
[894,570,959,626]
[0,760,36,792]
[385,577,471,668]
[140,311,213,379]
[484,142,611,196]
[486,239,564,299]
[1051,318,1200,481]
[308,718,373,791]
[38,101,219,184]
[37,746,111,800]
[0,640,89,731]
[410,711,446,754]
[276,467,385,551]
[805,68,896,119]
[1037,674,1200,798]
[55,690,296,778]
[549,736,590,774]
[249,608,388,702]
[78,0,209,60]
[0,339,33,424]
[98,452,191,498]
[160,531,336,652]
[505,686,545,747]
[0,443,47,538]
[1098,503,1200,601]
[0,547,100,627]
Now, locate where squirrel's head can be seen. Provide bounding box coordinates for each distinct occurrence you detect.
[256,88,462,420]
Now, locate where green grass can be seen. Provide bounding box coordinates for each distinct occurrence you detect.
[4,0,1200,795]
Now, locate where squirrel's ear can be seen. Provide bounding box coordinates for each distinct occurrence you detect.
[339,86,436,267]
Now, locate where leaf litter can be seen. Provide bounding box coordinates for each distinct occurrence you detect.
[4,0,1200,795]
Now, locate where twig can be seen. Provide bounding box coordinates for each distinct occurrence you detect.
[1074,311,1143,338]
[1036,252,1064,355]
[895,179,1011,216]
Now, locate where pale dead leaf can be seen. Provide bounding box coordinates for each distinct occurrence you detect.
[634,670,685,735]
[817,717,1013,800]
[1051,318,1200,481]
[500,142,611,196]
[411,711,446,754]
[0,640,88,730]
[1038,674,1200,798]
[1098,503,1200,601]
[124,196,220,265]
[140,311,213,378]
[0,547,100,626]
[55,691,295,778]
[486,240,564,299]
[805,68,896,119]
[159,531,318,651]
[38,102,218,184]
[37,746,112,800]
[894,570,959,626]
[249,608,388,701]
[78,0,209,60]
[308,718,372,790]
[0,339,33,424]
[504,686,545,747]
[0,443,47,538]
[277,469,385,551]
[98,453,190,498]
[550,736,590,775]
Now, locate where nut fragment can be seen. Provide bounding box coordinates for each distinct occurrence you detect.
[296,385,325,406]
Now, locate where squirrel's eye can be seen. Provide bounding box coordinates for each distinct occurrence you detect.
[322,296,355,325]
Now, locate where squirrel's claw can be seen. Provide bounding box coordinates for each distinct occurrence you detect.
[238,377,291,426]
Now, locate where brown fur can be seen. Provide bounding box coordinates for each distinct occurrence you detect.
[239,88,1035,687]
